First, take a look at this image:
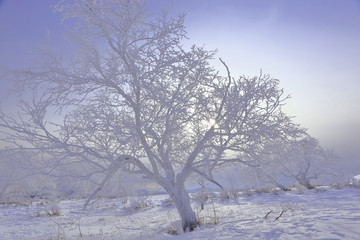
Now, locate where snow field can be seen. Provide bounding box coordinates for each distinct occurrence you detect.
[0,187,359,239]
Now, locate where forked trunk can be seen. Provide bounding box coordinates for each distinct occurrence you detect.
[300,179,314,189]
[165,181,199,232]
[298,175,314,189]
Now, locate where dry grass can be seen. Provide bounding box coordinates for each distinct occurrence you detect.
[33,209,61,217]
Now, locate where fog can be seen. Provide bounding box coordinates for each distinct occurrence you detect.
[0,0,359,175]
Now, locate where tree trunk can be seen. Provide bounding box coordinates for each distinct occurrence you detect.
[200,178,205,210]
[300,180,314,189]
[165,181,199,232]
[298,176,314,189]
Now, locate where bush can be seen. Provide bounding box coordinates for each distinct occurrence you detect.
[160,198,173,207]
[219,190,238,199]
[124,197,152,211]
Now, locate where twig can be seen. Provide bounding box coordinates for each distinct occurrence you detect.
[264,210,273,218]
[275,208,291,220]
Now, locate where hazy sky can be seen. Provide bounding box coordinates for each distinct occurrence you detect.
[0,0,359,172]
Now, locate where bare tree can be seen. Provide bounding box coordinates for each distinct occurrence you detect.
[0,0,304,232]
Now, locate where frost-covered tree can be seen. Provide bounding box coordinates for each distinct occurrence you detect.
[0,149,19,201]
[0,0,304,231]
[256,135,337,190]
[0,149,44,202]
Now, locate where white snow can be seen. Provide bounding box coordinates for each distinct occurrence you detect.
[353,174,360,182]
[1,187,359,239]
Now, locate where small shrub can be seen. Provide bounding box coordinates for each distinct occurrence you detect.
[160,198,173,207]
[32,200,61,217]
[314,187,327,193]
[164,220,182,236]
[330,179,360,190]
[220,190,237,199]
[192,192,209,201]
[242,190,253,197]
[196,202,219,226]
[124,197,152,211]
[33,209,61,217]
[167,227,179,235]
[254,188,270,194]
[48,210,61,216]
[270,189,280,195]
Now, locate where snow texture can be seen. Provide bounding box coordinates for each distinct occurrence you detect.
[0,187,359,239]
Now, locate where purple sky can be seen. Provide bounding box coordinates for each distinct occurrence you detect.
[0,0,360,172]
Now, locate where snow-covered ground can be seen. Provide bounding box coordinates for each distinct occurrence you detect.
[1,187,359,240]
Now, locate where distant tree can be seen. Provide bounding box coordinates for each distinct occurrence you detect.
[0,0,304,232]
[0,149,41,202]
[256,135,337,190]
[0,149,18,201]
